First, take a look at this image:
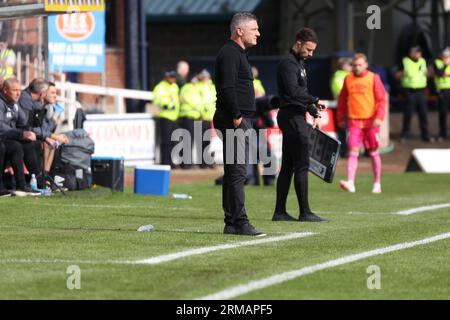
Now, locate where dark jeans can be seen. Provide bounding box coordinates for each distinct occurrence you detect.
[402,89,430,140]
[2,140,27,189]
[274,108,312,215]
[438,90,450,138]
[213,110,253,227]
[159,118,179,167]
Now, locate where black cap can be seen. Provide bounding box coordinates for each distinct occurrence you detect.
[410,46,422,52]
[164,70,177,78]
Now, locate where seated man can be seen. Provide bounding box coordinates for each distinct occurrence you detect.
[42,82,68,177]
[0,77,40,196]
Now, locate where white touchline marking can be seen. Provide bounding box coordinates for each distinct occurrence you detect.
[36,203,208,212]
[0,233,316,266]
[396,203,450,215]
[131,232,316,265]
[198,232,450,300]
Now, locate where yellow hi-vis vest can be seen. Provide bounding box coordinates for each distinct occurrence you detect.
[0,48,16,80]
[153,80,180,121]
[179,82,202,120]
[434,59,450,90]
[330,69,349,99]
[402,57,427,89]
[253,79,266,97]
[198,80,217,121]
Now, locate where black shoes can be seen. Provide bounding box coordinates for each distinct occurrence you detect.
[224,223,266,237]
[299,212,329,222]
[0,189,13,197]
[223,224,237,235]
[272,212,297,221]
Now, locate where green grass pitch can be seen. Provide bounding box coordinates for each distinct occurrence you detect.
[0,172,449,299]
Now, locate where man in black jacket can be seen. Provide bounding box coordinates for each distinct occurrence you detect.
[0,77,40,196]
[272,27,328,223]
[213,12,265,236]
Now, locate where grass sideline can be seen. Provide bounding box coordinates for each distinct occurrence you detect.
[0,173,449,299]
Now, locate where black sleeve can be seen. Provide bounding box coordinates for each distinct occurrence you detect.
[278,59,319,107]
[216,50,242,119]
[434,60,446,77]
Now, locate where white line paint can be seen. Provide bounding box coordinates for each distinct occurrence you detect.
[396,203,450,216]
[132,232,315,265]
[199,232,450,300]
[36,203,208,212]
[0,233,315,266]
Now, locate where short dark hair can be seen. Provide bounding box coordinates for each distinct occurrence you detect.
[295,27,318,44]
[230,12,258,35]
[28,77,49,94]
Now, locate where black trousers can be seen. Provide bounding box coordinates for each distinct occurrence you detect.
[274,108,312,215]
[402,89,430,140]
[21,140,41,176]
[159,118,179,167]
[0,141,5,190]
[2,140,27,189]
[213,110,252,227]
[438,90,450,138]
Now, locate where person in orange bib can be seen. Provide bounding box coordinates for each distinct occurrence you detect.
[337,53,387,194]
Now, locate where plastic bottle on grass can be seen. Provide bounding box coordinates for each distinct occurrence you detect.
[172,193,192,200]
[137,224,154,232]
[30,174,38,191]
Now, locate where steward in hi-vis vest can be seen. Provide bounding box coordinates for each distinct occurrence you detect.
[397,46,432,142]
[434,47,450,140]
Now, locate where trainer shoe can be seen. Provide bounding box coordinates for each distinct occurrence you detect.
[14,186,41,197]
[235,224,266,237]
[272,212,297,221]
[223,224,237,235]
[0,190,13,197]
[339,180,356,193]
[372,183,382,194]
[299,212,329,222]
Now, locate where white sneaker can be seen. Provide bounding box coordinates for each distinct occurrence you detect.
[372,183,382,194]
[339,180,355,193]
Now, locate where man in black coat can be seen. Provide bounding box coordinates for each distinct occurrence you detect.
[272,27,329,223]
[213,12,265,236]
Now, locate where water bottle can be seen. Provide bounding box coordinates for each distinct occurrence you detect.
[86,167,92,187]
[172,193,192,200]
[137,224,154,232]
[30,174,38,191]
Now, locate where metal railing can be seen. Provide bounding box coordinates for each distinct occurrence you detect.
[55,80,155,130]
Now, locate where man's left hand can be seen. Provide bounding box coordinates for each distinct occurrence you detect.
[313,117,322,129]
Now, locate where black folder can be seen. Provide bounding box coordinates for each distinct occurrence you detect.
[308,127,341,183]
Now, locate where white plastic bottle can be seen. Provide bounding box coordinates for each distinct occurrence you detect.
[137,224,154,232]
[172,193,192,200]
[30,174,38,191]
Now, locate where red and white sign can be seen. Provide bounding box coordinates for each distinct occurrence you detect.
[56,12,96,41]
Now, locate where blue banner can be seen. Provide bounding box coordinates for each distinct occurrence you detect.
[48,10,105,73]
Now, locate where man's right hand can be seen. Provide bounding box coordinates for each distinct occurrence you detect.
[23,131,36,141]
[233,117,243,128]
